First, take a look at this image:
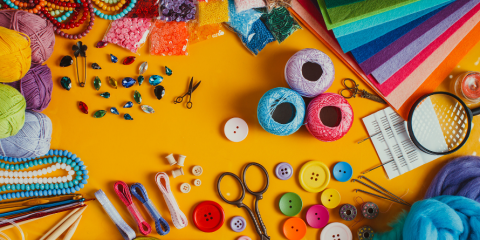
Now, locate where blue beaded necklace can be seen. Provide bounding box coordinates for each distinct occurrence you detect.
[0,149,88,201]
[94,0,137,20]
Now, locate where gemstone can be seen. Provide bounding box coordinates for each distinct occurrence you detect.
[154,85,166,100]
[165,66,172,76]
[78,101,88,114]
[60,77,72,90]
[139,62,148,75]
[94,110,106,118]
[123,56,136,65]
[110,107,119,115]
[149,75,163,86]
[141,105,155,114]
[96,41,108,48]
[93,76,101,91]
[124,113,133,120]
[122,77,136,88]
[60,55,73,67]
[108,76,118,89]
[138,75,145,86]
[134,90,142,104]
[100,92,110,98]
[123,101,133,108]
[92,63,102,69]
[110,54,118,63]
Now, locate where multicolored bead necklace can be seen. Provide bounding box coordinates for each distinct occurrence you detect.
[93,0,136,20]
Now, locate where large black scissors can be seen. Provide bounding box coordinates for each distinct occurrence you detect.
[217,162,270,240]
[174,77,201,109]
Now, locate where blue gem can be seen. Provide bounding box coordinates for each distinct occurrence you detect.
[122,77,136,88]
[149,75,163,86]
[124,113,133,120]
[123,101,133,108]
[110,107,119,115]
[110,54,118,63]
[99,92,110,98]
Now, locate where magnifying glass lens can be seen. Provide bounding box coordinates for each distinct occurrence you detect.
[411,93,470,153]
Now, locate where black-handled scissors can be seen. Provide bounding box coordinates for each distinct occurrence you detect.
[174,77,201,109]
[217,162,270,240]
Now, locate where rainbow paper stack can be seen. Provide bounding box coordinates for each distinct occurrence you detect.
[289,0,480,119]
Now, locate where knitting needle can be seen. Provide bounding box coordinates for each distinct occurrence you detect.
[44,206,87,240]
[352,179,411,206]
[354,189,409,206]
[357,121,404,144]
[360,176,411,206]
[38,208,81,240]
[63,215,82,240]
[0,217,45,232]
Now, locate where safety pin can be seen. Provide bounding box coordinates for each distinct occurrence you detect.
[72,41,88,87]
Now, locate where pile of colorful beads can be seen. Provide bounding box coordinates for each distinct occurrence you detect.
[103,18,152,53]
[227,0,261,37]
[261,7,301,43]
[188,22,225,44]
[150,20,189,56]
[126,0,160,18]
[240,19,275,55]
[234,0,265,12]
[197,0,229,26]
[159,0,196,22]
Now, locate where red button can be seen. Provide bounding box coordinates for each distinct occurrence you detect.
[193,201,225,232]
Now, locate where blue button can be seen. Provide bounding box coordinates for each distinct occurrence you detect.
[333,162,353,182]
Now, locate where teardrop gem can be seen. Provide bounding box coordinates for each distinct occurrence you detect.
[149,75,163,86]
[165,66,172,76]
[124,113,133,120]
[139,62,148,75]
[123,56,136,65]
[78,101,88,114]
[108,76,118,89]
[92,63,102,69]
[123,101,133,108]
[154,85,166,100]
[60,55,73,67]
[96,41,108,48]
[134,90,142,104]
[110,54,118,63]
[122,77,136,88]
[141,105,155,114]
[94,76,101,91]
[61,77,72,91]
[110,107,119,115]
[94,110,106,118]
[138,75,145,86]
[100,92,110,98]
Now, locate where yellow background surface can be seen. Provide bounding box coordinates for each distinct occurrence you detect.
[4,18,480,240]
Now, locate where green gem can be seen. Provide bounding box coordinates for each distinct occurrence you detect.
[94,110,106,118]
[94,76,101,91]
[138,75,145,86]
[165,66,172,76]
[100,92,110,98]
[134,90,142,104]
[60,76,72,90]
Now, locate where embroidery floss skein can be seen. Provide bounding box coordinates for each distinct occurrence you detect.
[0,84,26,139]
[305,93,353,142]
[0,27,32,82]
[285,48,335,98]
[5,64,53,112]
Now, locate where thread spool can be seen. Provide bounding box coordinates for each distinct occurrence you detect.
[5,64,53,112]
[361,202,379,219]
[165,153,177,165]
[285,48,335,98]
[177,155,186,166]
[0,110,52,158]
[257,87,305,136]
[0,10,55,65]
[171,168,184,178]
[0,27,32,82]
[358,226,374,240]
[0,84,26,139]
[454,71,480,104]
[339,204,357,221]
[305,93,353,142]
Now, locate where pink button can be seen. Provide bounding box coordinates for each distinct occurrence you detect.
[237,236,252,240]
[305,205,329,228]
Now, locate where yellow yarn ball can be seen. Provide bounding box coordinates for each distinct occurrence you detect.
[0,27,32,82]
[0,84,26,139]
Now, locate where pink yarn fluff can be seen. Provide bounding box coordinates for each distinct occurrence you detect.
[305,93,354,142]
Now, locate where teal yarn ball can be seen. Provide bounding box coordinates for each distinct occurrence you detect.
[257,87,305,136]
[0,84,26,139]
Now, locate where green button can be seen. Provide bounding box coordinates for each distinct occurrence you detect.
[279,192,303,217]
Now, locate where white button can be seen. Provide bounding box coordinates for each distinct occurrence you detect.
[171,168,184,178]
[194,179,201,186]
[320,222,352,240]
[192,165,203,176]
[224,118,248,142]
[180,183,191,193]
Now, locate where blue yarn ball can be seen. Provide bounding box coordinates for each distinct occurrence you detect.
[257,87,305,136]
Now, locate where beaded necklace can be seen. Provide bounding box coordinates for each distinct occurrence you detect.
[93,0,136,20]
[0,149,88,201]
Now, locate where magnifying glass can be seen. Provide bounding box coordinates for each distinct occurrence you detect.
[407,92,480,155]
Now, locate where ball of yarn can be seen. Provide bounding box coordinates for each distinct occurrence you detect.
[0,10,55,65]
[5,64,53,112]
[0,111,52,158]
[257,87,305,136]
[285,48,335,98]
[0,27,31,82]
[425,156,480,203]
[305,93,353,142]
[0,84,26,139]
[373,196,480,240]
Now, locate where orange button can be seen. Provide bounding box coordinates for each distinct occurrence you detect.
[283,217,307,240]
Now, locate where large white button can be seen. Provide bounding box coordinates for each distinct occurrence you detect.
[224,118,249,142]
[320,222,352,240]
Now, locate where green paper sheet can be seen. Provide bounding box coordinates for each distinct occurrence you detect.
[325,0,365,9]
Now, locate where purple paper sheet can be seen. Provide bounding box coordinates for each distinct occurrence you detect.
[358,0,476,84]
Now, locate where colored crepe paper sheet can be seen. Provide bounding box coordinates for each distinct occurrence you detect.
[362,0,479,84]
[188,22,225,44]
[227,0,262,37]
[197,0,230,26]
[324,0,364,9]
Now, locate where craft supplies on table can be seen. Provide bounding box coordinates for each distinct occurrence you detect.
[278,192,302,216]
[305,205,329,228]
[150,21,189,56]
[260,7,301,43]
[102,18,152,54]
[224,118,249,142]
[114,181,152,235]
[320,222,352,240]
[298,161,330,192]
[192,201,225,232]
[282,217,307,240]
[340,79,386,104]
[174,77,201,109]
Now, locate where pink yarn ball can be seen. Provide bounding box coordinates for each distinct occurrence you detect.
[305,93,354,142]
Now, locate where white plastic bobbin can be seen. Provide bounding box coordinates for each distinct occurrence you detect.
[177,155,187,167]
[180,183,191,193]
[193,179,201,186]
[165,153,177,166]
[192,166,203,176]
[171,168,184,178]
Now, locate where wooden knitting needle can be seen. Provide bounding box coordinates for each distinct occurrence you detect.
[44,206,87,240]
[63,215,82,240]
[39,208,81,240]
